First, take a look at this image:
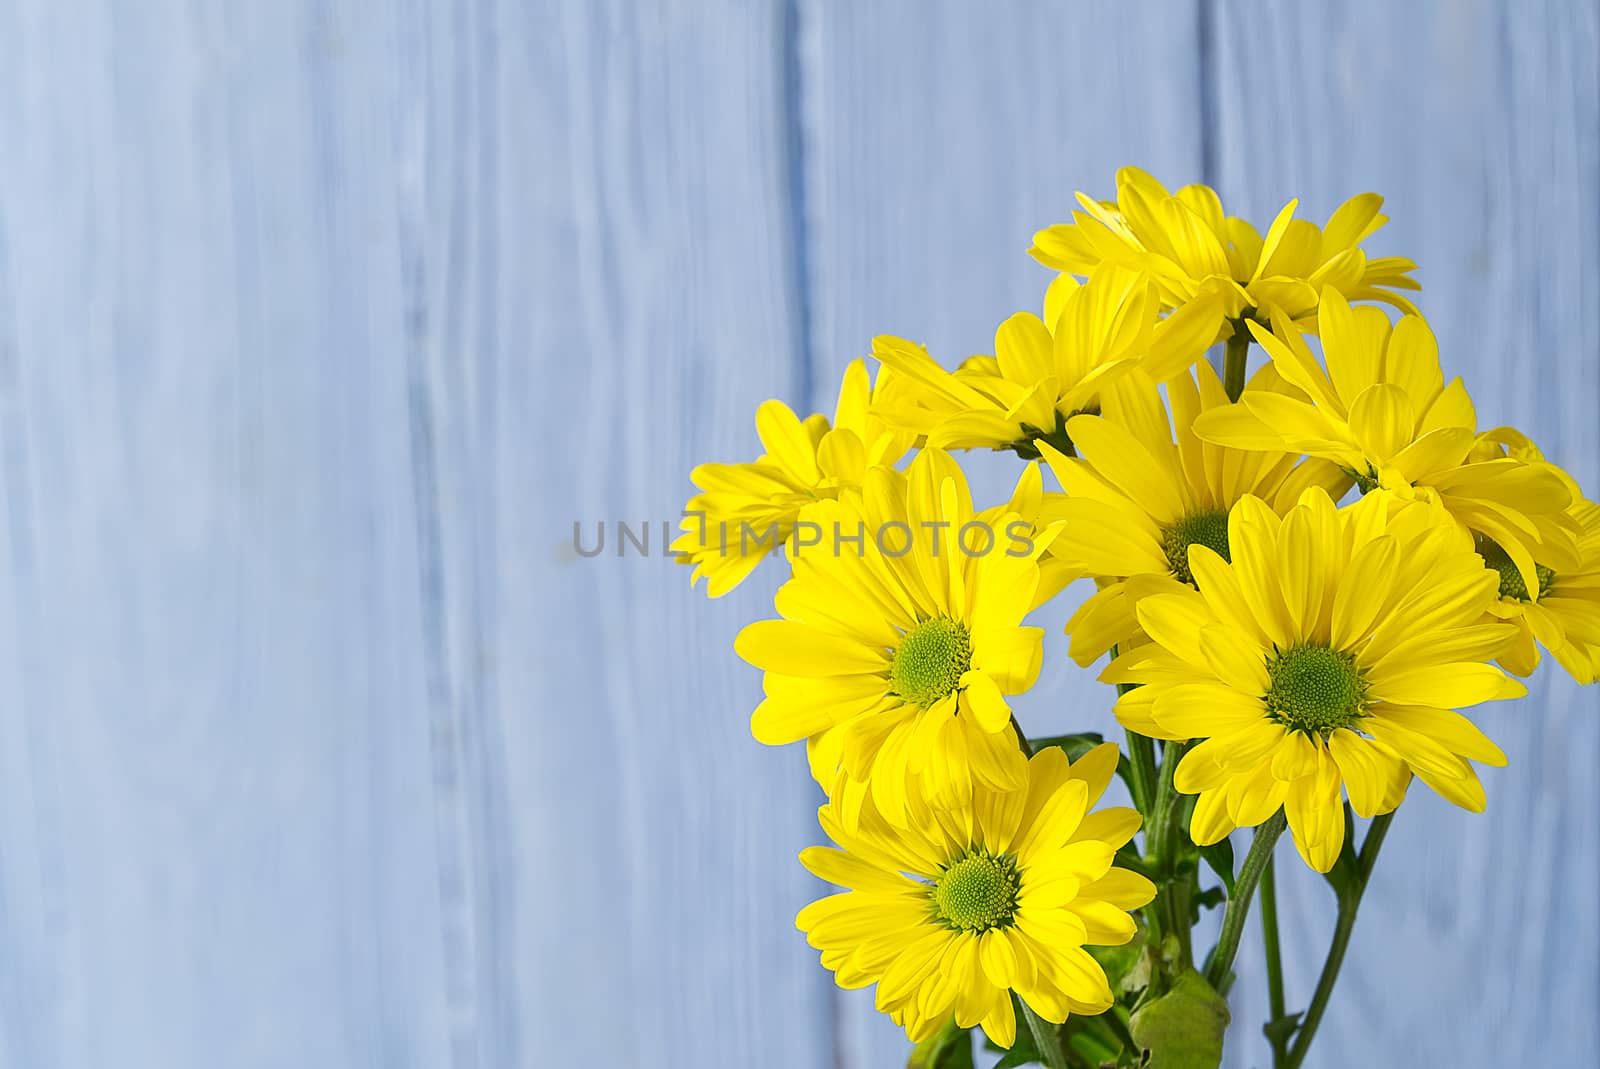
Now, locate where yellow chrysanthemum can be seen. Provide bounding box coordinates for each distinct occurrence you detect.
[1464,428,1600,683]
[1034,363,1346,666]
[798,744,1153,1048]
[1483,499,1600,684]
[735,449,1058,827]
[869,266,1217,458]
[1191,289,1580,594]
[1030,167,1418,338]
[673,359,913,596]
[1104,488,1525,872]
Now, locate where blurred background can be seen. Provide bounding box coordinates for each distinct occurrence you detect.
[0,1,1595,1066]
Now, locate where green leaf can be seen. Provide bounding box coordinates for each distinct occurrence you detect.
[991,1047,1042,1069]
[1128,969,1230,1069]
[1070,1009,1140,1067]
[1029,732,1106,762]
[1198,839,1235,895]
[908,1018,976,1069]
[1088,941,1143,996]
[1088,919,1148,995]
[1191,885,1225,916]
[1066,1028,1122,1066]
[1263,1011,1303,1049]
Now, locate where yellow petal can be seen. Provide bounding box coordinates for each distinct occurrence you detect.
[1065,742,1123,808]
[959,670,1013,733]
[979,929,1021,990]
[1189,788,1237,845]
[1368,662,1527,708]
[736,619,885,676]
[995,312,1055,384]
[1284,750,1344,872]
[1078,867,1158,910]
[755,399,820,483]
[978,988,1018,1050]
[1348,382,1418,464]
[1367,704,1507,766]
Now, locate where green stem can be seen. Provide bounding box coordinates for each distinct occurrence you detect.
[1020,998,1072,1069]
[1147,741,1193,966]
[1010,715,1035,758]
[1260,857,1288,1067]
[1223,329,1250,402]
[1204,809,1286,990]
[1284,813,1394,1069]
[1123,728,1158,814]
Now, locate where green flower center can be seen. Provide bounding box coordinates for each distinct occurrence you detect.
[1264,644,1367,737]
[932,851,1021,933]
[1160,510,1232,585]
[1479,540,1556,602]
[890,617,972,708]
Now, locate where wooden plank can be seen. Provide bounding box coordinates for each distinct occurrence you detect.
[0,1,455,1066]
[1209,1,1600,1064]
[0,0,832,1065]
[445,1,835,1065]
[795,2,1209,1062]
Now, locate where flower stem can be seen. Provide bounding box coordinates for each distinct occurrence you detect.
[1224,329,1251,402]
[1284,812,1394,1069]
[1204,809,1286,990]
[1123,728,1158,814]
[1020,998,1072,1069]
[1260,857,1288,1067]
[1010,715,1035,758]
[1147,740,1194,966]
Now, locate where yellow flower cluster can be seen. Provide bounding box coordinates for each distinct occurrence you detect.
[676,168,1597,1050]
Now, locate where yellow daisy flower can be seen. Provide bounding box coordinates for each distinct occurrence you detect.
[1484,499,1600,684]
[1191,289,1580,594]
[1029,166,1418,336]
[1034,363,1346,666]
[673,359,913,596]
[869,266,1218,458]
[1104,487,1525,872]
[735,449,1053,827]
[798,744,1153,1048]
[1463,427,1600,683]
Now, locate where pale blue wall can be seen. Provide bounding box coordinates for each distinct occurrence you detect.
[0,2,1594,1067]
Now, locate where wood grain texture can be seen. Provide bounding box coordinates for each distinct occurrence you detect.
[0,1,1593,1067]
[0,0,455,1066]
[454,2,835,1065]
[0,0,836,1066]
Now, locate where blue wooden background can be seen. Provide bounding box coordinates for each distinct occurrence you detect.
[0,1,1594,1066]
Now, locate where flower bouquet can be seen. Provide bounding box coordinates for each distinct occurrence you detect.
[674,167,1597,1068]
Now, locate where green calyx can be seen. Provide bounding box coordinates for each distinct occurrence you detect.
[1347,466,1381,495]
[1264,644,1367,737]
[932,851,1021,933]
[890,617,972,708]
[1161,510,1232,586]
[1007,405,1099,461]
[1479,539,1556,602]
